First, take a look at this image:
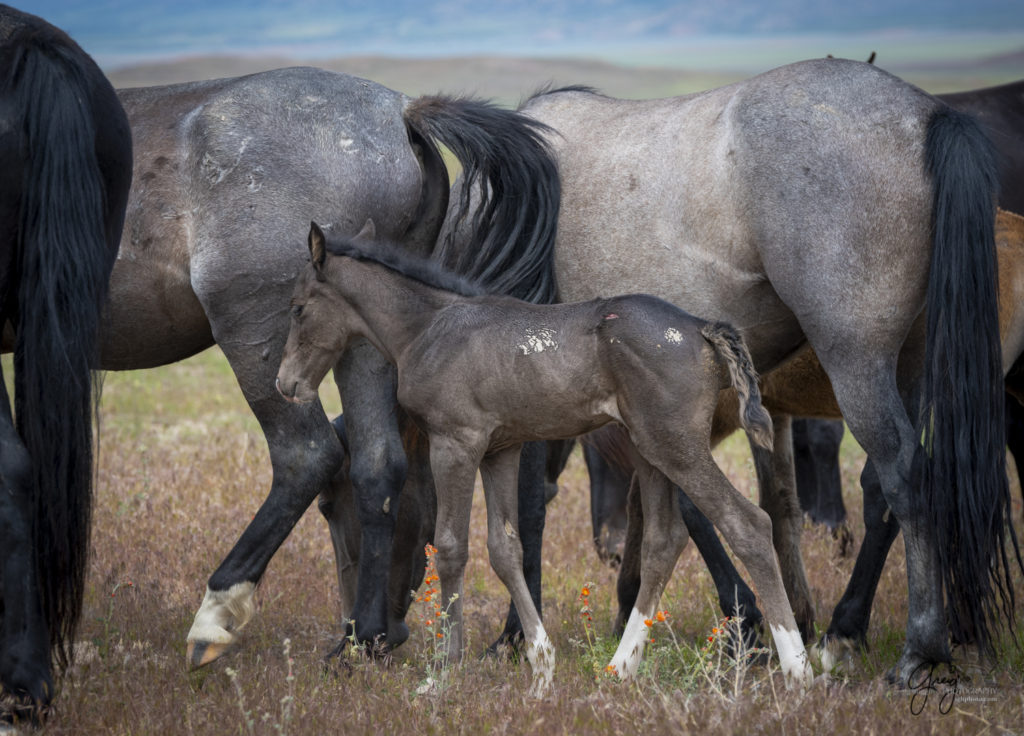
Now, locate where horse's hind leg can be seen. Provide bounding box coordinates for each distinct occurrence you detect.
[480,446,555,694]
[0,383,52,718]
[186,352,344,668]
[608,460,690,680]
[818,355,950,682]
[613,473,765,649]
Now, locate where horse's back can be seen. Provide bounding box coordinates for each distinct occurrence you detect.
[522,59,944,370]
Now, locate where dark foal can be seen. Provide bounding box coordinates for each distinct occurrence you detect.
[277,222,813,692]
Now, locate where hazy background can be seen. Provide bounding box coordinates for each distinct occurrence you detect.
[22,1,1024,97]
[27,1,1024,98]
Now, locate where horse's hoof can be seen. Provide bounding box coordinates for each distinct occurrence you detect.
[0,687,51,728]
[186,639,232,669]
[811,634,859,674]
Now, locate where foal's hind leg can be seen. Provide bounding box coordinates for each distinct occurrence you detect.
[636,439,811,683]
[608,460,690,680]
[480,446,555,694]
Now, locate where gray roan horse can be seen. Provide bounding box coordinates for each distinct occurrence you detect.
[275,222,813,692]
[0,4,132,722]
[80,67,559,667]
[501,57,1017,685]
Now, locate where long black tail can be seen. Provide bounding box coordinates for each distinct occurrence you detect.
[919,107,1022,653]
[403,96,560,305]
[2,25,118,671]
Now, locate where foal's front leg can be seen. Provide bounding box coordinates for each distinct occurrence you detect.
[428,435,484,666]
[480,445,555,695]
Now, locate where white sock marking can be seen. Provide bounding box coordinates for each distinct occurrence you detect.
[608,607,649,680]
[187,582,257,645]
[770,624,814,686]
[526,627,556,696]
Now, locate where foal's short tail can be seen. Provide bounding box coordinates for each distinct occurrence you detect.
[700,323,773,452]
[402,96,560,305]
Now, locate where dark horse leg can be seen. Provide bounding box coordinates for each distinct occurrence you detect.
[0,375,50,719]
[817,460,900,668]
[818,392,1023,665]
[792,418,847,529]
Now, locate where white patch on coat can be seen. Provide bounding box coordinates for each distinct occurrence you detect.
[526,628,556,696]
[517,327,558,355]
[770,624,814,686]
[186,582,256,645]
[664,328,684,344]
[607,607,649,680]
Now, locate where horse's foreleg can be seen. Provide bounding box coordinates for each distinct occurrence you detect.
[480,445,555,694]
[428,435,483,667]
[318,415,359,625]
[331,343,410,650]
[751,414,816,642]
[487,441,546,656]
[608,461,690,681]
[187,391,342,667]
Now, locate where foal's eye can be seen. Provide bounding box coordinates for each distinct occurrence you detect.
[291,304,304,318]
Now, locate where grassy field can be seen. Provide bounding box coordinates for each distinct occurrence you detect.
[2,346,1018,734]
[5,50,1023,735]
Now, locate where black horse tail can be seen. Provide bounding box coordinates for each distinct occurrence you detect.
[920,107,1022,654]
[3,28,116,671]
[700,322,774,452]
[403,96,560,305]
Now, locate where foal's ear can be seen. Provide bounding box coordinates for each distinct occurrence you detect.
[308,221,327,275]
[353,218,376,243]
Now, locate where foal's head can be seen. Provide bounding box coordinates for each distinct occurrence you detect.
[276,220,375,404]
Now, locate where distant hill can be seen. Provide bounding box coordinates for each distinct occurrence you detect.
[107,55,743,102]
[107,48,1023,103]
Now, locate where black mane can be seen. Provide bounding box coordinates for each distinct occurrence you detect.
[522,84,603,108]
[325,234,491,298]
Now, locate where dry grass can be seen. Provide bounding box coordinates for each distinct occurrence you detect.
[9,347,1024,734]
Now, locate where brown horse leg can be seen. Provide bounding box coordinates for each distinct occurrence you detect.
[752,414,816,642]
